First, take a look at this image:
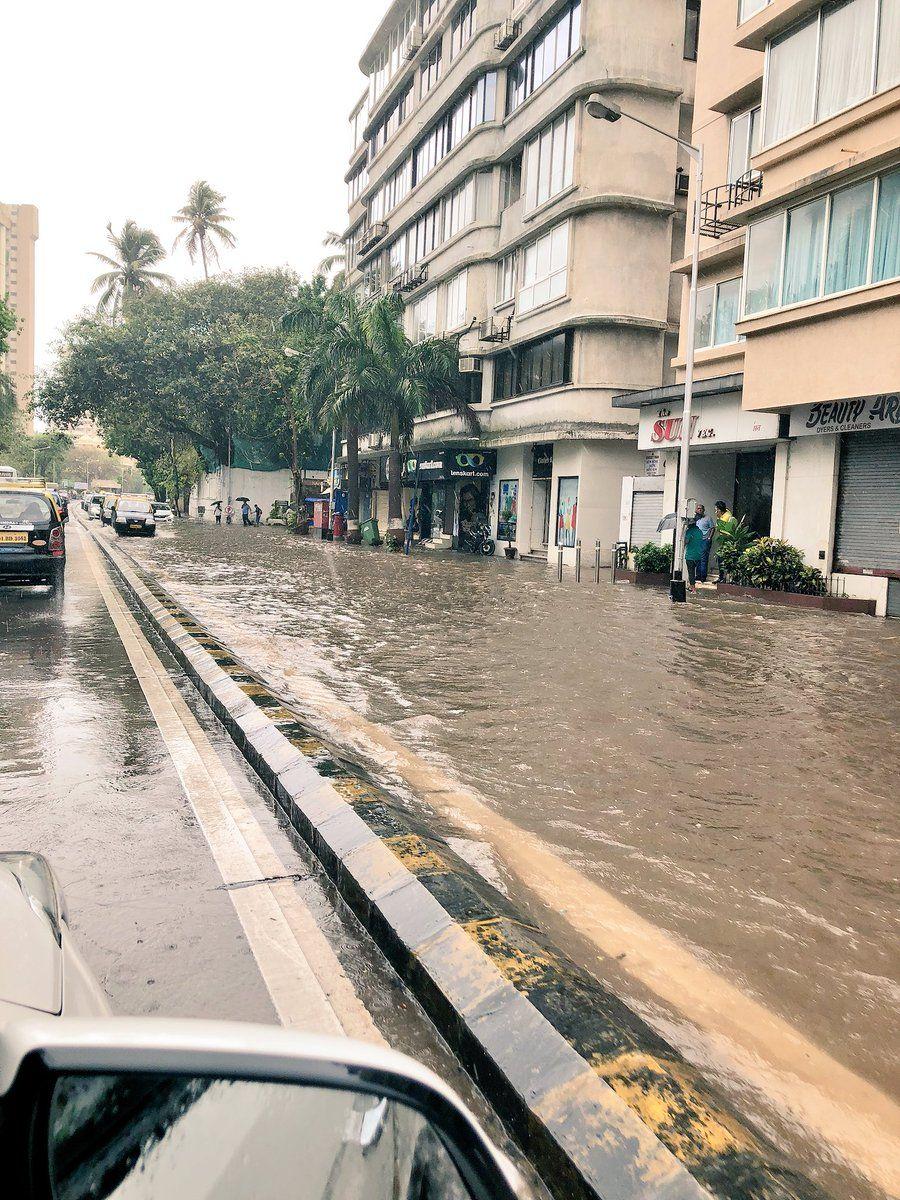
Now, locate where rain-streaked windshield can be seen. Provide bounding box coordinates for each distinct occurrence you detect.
[118,500,153,515]
[0,492,54,524]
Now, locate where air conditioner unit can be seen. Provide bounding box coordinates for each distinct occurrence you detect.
[674,168,690,196]
[404,29,422,59]
[494,18,520,50]
[458,355,483,374]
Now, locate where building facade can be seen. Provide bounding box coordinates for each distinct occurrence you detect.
[344,0,698,560]
[0,203,39,424]
[618,0,899,615]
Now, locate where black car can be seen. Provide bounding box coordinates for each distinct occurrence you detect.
[0,488,66,587]
[112,496,157,537]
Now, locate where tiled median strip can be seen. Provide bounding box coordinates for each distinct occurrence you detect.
[90,529,831,1200]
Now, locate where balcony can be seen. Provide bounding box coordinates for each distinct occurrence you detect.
[391,263,429,294]
[699,171,763,239]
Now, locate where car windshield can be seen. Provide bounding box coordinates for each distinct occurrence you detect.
[151,504,170,513]
[119,500,152,514]
[0,492,54,524]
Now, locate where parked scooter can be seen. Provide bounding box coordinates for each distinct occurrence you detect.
[460,521,496,556]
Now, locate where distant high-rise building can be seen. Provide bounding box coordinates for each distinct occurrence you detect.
[0,202,39,426]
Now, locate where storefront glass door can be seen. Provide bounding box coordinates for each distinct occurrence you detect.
[531,479,551,550]
[734,447,775,536]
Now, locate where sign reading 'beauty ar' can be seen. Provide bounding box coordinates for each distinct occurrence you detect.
[790,393,900,436]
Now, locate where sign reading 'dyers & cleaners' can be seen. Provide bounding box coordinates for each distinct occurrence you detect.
[790,393,900,436]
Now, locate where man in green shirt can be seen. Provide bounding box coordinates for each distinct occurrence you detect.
[713,500,737,582]
[684,517,705,592]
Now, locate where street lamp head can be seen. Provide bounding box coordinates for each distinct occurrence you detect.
[585,94,622,123]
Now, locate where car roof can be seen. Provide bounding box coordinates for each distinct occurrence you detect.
[0,486,62,518]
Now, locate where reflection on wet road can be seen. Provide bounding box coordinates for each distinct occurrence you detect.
[118,520,899,1105]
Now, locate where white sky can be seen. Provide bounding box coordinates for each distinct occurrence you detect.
[4,0,382,374]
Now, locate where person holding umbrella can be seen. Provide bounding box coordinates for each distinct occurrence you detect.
[239,497,251,526]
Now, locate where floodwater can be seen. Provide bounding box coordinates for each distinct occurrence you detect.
[117,520,899,1186]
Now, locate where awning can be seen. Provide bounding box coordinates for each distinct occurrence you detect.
[613,373,744,410]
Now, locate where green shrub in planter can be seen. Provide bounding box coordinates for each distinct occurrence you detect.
[796,564,827,596]
[715,515,756,577]
[633,542,672,574]
[734,538,806,591]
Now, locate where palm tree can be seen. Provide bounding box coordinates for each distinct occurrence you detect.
[89,221,173,316]
[172,180,236,279]
[362,294,472,547]
[316,231,346,289]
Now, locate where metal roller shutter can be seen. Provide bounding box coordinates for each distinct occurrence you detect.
[834,432,900,572]
[630,490,664,548]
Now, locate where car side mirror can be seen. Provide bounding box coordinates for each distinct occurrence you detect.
[0,1018,528,1200]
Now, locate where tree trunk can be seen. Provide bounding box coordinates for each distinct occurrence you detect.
[200,235,209,280]
[345,422,361,544]
[181,482,192,516]
[386,412,404,549]
[170,438,181,517]
[290,406,302,533]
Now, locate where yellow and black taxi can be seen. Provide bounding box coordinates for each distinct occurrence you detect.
[0,484,66,587]
[111,495,157,537]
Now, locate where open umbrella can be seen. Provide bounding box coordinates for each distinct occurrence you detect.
[657,513,678,532]
[235,496,250,502]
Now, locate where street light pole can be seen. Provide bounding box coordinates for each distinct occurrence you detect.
[585,94,703,604]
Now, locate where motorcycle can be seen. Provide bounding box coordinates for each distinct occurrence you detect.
[460,521,495,556]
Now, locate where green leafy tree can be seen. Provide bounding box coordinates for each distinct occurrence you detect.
[173,181,236,279]
[0,293,16,356]
[8,430,73,483]
[90,221,173,316]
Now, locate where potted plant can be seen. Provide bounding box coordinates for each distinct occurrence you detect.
[631,541,672,584]
[500,504,517,558]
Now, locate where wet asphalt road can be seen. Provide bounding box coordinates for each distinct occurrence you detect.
[0,524,541,1175]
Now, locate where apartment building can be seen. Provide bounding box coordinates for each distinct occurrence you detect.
[616,0,899,614]
[343,0,697,559]
[0,203,39,425]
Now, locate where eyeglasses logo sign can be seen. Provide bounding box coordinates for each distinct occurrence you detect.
[454,453,485,468]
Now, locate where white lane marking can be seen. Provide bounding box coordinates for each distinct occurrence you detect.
[79,528,382,1044]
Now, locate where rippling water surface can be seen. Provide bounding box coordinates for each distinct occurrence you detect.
[124,521,899,1097]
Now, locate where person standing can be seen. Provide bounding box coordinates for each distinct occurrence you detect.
[241,499,251,527]
[254,503,262,527]
[684,517,705,592]
[713,500,737,581]
[212,500,222,525]
[694,503,714,582]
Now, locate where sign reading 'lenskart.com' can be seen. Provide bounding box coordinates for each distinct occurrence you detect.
[790,393,900,437]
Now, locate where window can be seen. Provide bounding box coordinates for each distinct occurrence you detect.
[743,167,900,315]
[450,0,476,59]
[727,107,761,183]
[739,0,770,21]
[496,252,517,304]
[695,277,742,348]
[493,330,573,400]
[369,83,413,160]
[412,72,496,184]
[388,235,408,280]
[409,289,438,340]
[368,2,417,105]
[348,164,369,207]
[518,221,569,313]
[369,157,412,222]
[501,155,522,209]
[422,0,441,30]
[683,0,700,60]
[523,109,575,212]
[506,1,581,114]
[445,270,468,328]
[408,203,441,265]
[421,41,441,96]
[443,176,476,240]
[350,98,369,152]
[763,0,897,147]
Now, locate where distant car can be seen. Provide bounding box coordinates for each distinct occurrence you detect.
[87,493,104,520]
[101,496,116,526]
[51,491,69,523]
[0,852,108,1026]
[151,502,175,523]
[0,486,66,588]
[113,496,156,537]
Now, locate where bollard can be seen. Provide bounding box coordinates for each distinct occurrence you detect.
[595,540,601,583]
[557,546,564,581]
[575,539,582,583]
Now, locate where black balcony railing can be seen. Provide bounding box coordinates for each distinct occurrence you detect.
[699,170,763,239]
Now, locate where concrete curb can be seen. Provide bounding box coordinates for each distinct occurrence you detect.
[90,528,827,1200]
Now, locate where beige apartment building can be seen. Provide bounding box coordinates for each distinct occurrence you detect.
[0,203,39,424]
[616,0,899,615]
[343,0,699,559]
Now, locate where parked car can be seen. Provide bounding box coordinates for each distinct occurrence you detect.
[0,485,66,588]
[151,501,175,523]
[101,495,116,526]
[87,493,104,520]
[113,495,157,537]
[0,851,108,1025]
[51,490,69,523]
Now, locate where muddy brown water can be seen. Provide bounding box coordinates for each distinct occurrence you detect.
[117,521,899,1157]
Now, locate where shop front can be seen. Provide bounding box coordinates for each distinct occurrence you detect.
[402,448,497,547]
[630,383,783,543]
[789,395,900,616]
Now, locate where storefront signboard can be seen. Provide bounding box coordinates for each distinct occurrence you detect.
[556,477,578,548]
[402,454,445,483]
[444,449,496,479]
[789,394,900,437]
[638,395,779,450]
[644,451,663,477]
[532,444,553,479]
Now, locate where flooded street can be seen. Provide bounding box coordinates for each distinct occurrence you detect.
[116,519,899,1120]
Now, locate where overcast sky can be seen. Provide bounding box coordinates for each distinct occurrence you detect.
[5,0,381,373]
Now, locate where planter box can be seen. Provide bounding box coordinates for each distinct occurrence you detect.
[717,582,876,616]
[614,569,670,587]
